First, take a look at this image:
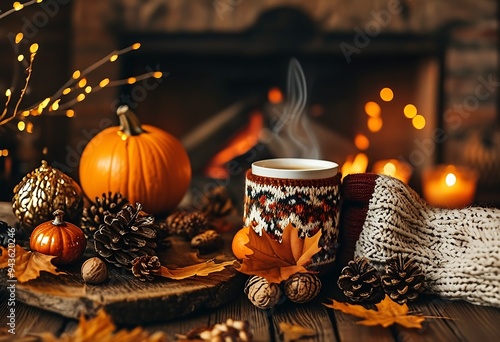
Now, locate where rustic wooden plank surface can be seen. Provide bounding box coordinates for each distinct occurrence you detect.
[0,202,245,325]
[272,298,338,341]
[3,238,245,325]
[2,201,500,341]
[0,292,68,337]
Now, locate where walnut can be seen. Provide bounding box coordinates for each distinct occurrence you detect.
[81,257,108,284]
[244,275,282,309]
[283,273,321,303]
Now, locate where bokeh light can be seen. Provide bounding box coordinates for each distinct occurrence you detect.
[380,88,394,102]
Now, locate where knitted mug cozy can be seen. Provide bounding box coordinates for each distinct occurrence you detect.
[243,169,342,267]
[338,173,500,307]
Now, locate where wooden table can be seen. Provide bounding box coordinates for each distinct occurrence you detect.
[2,204,500,341]
[2,286,500,341]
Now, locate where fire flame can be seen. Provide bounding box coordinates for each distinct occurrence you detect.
[204,111,264,179]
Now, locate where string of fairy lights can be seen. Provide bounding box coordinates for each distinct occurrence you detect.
[0,0,163,134]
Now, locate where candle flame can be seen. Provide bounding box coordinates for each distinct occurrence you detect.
[445,173,457,187]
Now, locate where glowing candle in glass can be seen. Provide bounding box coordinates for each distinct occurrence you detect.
[372,159,413,184]
[422,165,478,208]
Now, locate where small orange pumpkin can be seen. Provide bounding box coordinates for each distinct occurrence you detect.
[79,105,191,215]
[30,210,86,265]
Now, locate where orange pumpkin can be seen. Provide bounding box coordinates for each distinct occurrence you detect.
[30,210,86,265]
[79,106,191,215]
[231,226,253,260]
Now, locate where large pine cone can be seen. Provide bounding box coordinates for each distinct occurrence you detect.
[94,203,157,269]
[337,257,383,304]
[381,255,425,305]
[166,211,209,240]
[81,192,129,239]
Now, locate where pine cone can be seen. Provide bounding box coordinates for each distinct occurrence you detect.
[200,186,234,218]
[166,211,209,240]
[131,255,161,281]
[381,255,425,305]
[190,230,224,254]
[337,257,383,305]
[94,203,157,269]
[81,192,129,239]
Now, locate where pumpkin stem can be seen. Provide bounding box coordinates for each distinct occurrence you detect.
[52,209,66,226]
[116,105,145,136]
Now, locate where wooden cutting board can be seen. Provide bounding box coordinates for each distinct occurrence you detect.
[0,203,246,325]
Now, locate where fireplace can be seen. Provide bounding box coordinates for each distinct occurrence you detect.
[1,0,498,207]
[114,5,443,195]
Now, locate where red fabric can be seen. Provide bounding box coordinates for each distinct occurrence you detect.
[336,173,378,268]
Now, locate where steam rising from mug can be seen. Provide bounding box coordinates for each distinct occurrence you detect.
[263,58,321,159]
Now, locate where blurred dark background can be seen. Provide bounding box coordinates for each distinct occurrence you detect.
[0,0,498,207]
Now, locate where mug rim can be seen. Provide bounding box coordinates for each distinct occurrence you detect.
[251,158,338,180]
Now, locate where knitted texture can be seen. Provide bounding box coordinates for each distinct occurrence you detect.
[339,173,500,307]
[243,169,341,266]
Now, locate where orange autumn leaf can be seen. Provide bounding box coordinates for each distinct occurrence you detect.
[37,309,167,342]
[159,259,236,280]
[236,223,322,284]
[324,295,425,329]
[279,322,317,342]
[0,245,65,283]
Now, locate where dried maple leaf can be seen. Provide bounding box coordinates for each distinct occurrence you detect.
[324,295,425,329]
[159,259,236,280]
[0,245,65,283]
[279,322,317,342]
[236,223,322,284]
[37,309,166,342]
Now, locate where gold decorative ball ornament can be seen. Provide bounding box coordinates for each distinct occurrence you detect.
[12,160,83,231]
